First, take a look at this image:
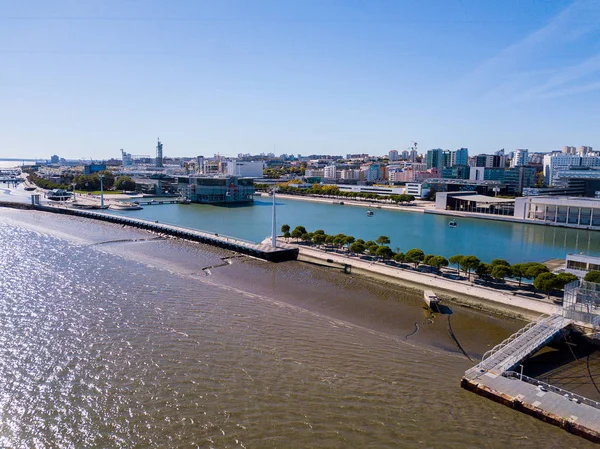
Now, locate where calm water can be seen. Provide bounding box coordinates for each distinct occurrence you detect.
[0,209,596,448]
[99,196,600,264]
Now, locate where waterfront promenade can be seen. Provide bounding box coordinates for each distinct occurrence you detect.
[292,243,561,321]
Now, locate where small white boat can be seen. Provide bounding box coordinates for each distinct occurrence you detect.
[366,209,374,216]
[423,290,439,310]
[109,201,143,211]
[448,220,457,228]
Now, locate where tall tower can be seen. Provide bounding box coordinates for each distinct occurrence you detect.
[156,138,163,168]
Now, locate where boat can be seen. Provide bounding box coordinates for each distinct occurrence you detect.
[108,201,143,211]
[423,290,439,310]
[71,203,104,210]
[24,186,36,191]
[46,189,72,201]
[448,220,457,228]
[366,209,374,216]
[178,198,191,204]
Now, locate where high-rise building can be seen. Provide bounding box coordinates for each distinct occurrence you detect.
[323,164,338,180]
[578,146,593,155]
[388,150,399,161]
[426,149,445,171]
[543,154,600,186]
[409,149,418,162]
[453,148,469,166]
[401,150,409,160]
[121,149,133,166]
[156,138,163,168]
[50,155,59,164]
[511,149,529,167]
[562,146,576,155]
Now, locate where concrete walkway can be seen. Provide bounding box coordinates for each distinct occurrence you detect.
[294,244,561,319]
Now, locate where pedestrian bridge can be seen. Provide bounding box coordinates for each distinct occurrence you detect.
[465,314,568,379]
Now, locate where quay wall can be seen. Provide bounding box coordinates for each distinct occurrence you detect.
[297,248,552,322]
[461,377,600,444]
[0,202,298,263]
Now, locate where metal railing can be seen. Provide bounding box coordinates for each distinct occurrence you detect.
[469,314,566,376]
[504,371,600,411]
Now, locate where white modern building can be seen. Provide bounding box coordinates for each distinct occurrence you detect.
[323,164,338,180]
[565,254,600,278]
[543,154,600,186]
[514,196,600,229]
[511,149,528,167]
[405,182,430,199]
[227,160,265,178]
[337,184,406,197]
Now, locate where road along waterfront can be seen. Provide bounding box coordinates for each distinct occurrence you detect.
[1,208,598,448]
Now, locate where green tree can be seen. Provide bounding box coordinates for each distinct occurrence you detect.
[291,227,304,241]
[367,244,379,255]
[393,252,406,264]
[460,255,481,281]
[449,254,464,275]
[281,224,290,234]
[430,255,448,271]
[312,233,326,246]
[376,235,391,245]
[525,262,550,279]
[349,242,365,254]
[344,236,356,248]
[533,272,559,298]
[405,248,425,269]
[490,259,510,269]
[491,264,512,281]
[114,176,136,191]
[556,272,578,289]
[476,262,490,278]
[376,245,393,260]
[584,270,600,283]
[423,254,435,266]
[511,263,529,286]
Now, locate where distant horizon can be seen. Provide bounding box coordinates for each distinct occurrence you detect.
[2,0,599,159]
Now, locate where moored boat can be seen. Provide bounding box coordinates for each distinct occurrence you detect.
[423,290,439,310]
[109,201,143,211]
[46,189,72,201]
[448,220,457,228]
[366,209,374,216]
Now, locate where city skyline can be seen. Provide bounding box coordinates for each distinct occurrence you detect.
[2,0,600,159]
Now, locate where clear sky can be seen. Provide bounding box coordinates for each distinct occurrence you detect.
[1,0,599,160]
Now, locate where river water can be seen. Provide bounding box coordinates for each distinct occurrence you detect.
[0,208,596,448]
[99,196,600,264]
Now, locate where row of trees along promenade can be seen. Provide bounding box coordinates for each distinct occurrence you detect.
[281,224,586,299]
[257,183,418,204]
[26,170,136,192]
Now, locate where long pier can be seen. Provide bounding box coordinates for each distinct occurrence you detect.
[462,314,600,443]
[0,201,298,262]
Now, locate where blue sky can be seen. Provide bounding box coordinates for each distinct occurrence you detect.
[1,0,599,160]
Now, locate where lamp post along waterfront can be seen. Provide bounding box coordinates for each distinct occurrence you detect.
[99,174,105,209]
[271,188,277,248]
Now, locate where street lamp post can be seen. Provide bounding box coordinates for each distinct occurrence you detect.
[271,187,278,248]
[99,174,105,209]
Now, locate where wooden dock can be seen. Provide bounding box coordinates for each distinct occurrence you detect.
[462,314,600,443]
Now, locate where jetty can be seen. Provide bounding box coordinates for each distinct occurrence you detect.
[0,201,298,262]
[462,314,600,443]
